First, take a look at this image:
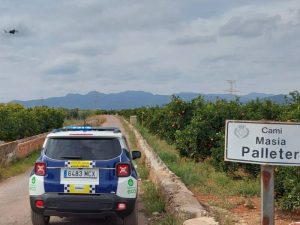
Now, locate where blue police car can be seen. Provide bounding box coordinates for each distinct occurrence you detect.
[29,127,141,225]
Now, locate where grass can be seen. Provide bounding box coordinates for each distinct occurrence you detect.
[120,118,182,225]
[151,215,180,225]
[141,181,165,215]
[0,151,40,181]
[141,178,180,225]
[213,208,239,225]
[135,124,260,209]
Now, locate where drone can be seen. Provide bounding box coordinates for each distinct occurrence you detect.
[4,29,18,34]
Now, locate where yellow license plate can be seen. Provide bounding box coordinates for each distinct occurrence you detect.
[67,161,93,168]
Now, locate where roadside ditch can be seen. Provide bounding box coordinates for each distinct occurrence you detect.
[121,117,220,225]
[120,117,181,225]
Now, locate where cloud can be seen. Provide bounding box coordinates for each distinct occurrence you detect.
[0,0,300,101]
[43,59,80,76]
[170,35,217,45]
[203,54,241,63]
[62,41,114,57]
[219,14,281,38]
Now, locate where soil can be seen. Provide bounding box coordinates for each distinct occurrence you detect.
[195,189,300,225]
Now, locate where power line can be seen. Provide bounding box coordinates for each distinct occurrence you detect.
[225,80,239,95]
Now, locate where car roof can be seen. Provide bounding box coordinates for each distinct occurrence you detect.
[47,126,124,138]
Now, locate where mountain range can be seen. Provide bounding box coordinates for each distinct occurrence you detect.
[12,91,287,110]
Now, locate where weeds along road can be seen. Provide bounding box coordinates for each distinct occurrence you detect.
[0,115,147,225]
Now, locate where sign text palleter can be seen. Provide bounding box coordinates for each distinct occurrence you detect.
[225,121,300,165]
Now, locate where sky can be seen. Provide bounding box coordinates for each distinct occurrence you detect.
[0,0,299,102]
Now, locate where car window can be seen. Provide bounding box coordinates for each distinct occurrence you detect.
[45,137,122,160]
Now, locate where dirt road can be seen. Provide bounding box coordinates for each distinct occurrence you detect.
[0,115,147,225]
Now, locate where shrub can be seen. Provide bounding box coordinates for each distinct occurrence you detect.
[276,167,300,211]
[116,91,300,212]
[0,104,65,141]
[175,99,242,159]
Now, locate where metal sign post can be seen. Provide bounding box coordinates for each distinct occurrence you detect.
[261,165,274,225]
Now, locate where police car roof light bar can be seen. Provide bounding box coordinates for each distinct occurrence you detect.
[52,126,121,133]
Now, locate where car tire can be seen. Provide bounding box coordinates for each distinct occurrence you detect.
[123,205,138,225]
[31,210,50,225]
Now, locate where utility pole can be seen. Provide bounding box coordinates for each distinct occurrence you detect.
[94,94,101,110]
[225,80,239,96]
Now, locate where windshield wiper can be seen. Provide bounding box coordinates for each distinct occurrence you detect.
[60,156,82,159]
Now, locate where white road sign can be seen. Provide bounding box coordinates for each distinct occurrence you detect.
[225,120,300,166]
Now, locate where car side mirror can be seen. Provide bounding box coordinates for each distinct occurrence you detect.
[132,151,141,160]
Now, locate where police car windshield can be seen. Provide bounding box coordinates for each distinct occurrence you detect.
[45,137,122,160]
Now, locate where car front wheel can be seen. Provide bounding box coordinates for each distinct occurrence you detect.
[31,210,50,225]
